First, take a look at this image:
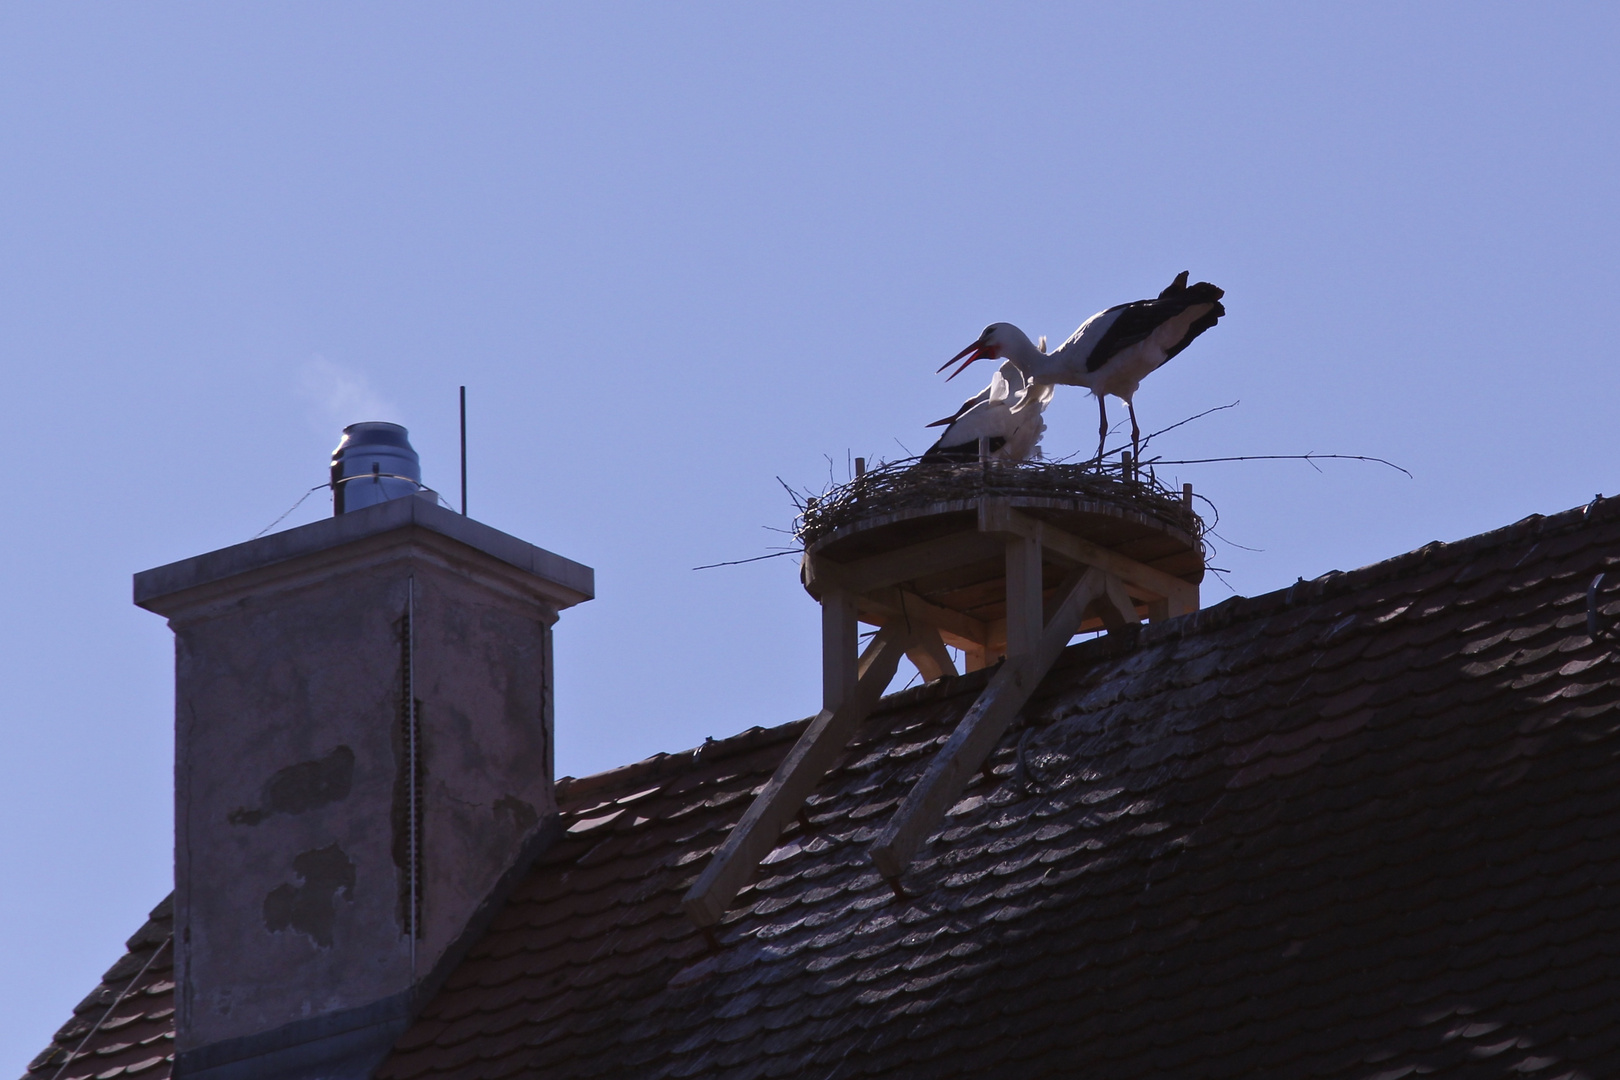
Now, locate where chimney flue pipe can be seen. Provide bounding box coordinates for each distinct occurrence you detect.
[331,421,423,514]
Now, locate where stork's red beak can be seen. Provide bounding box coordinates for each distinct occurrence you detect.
[939,341,985,381]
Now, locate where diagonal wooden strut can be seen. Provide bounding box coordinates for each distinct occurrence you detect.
[905,626,957,682]
[978,500,1198,616]
[867,566,1134,881]
[683,624,909,928]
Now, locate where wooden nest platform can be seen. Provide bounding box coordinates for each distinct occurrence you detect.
[796,460,1201,551]
[797,461,1205,659]
[684,461,1209,925]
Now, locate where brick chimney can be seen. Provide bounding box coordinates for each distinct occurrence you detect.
[134,492,592,1080]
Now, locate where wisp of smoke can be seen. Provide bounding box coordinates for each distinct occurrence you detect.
[299,355,402,430]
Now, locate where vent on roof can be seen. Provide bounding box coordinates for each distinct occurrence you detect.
[331,421,424,514]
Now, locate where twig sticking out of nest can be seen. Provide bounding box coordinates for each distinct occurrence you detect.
[789,458,1201,549]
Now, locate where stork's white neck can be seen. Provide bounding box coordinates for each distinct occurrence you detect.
[999,326,1063,385]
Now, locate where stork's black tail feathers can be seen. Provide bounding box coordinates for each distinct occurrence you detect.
[1159,270,1224,306]
[1157,270,1226,361]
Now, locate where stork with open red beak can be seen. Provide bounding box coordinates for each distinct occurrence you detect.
[942,272,1225,462]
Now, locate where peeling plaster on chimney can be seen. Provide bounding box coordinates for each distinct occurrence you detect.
[228,747,356,827]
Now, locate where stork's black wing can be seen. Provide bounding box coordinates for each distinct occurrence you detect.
[1084,279,1226,372]
[1163,289,1225,362]
[921,434,1006,463]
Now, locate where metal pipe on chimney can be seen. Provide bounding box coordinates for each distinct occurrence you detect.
[331,422,423,515]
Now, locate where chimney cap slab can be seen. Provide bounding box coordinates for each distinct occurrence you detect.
[134,494,593,615]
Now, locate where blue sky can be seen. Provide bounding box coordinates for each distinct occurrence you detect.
[4,4,1618,1071]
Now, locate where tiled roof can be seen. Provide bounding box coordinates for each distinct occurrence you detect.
[28,495,1620,1079]
[24,897,174,1080]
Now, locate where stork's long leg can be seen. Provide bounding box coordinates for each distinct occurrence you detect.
[1128,400,1141,463]
[1095,395,1108,463]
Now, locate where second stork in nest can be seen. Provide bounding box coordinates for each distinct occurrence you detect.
[921,359,1055,464]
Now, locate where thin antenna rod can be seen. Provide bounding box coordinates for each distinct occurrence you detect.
[459,386,468,516]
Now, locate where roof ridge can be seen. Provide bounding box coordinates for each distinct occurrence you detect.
[552,494,1619,810]
[1140,494,1617,644]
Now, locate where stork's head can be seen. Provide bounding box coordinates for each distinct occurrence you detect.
[939,322,1026,381]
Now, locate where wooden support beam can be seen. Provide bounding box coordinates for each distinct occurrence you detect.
[802,531,1001,597]
[808,555,991,648]
[933,627,987,660]
[821,586,859,712]
[860,591,987,668]
[1094,571,1140,633]
[904,626,957,683]
[869,567,1129,881]
[685,625,908,928]
[978,500,1198,615]
[857,631,893,680]
[856,586,990,647]
[1004,534,1043,658]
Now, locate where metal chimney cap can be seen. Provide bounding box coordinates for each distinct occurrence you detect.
[336,421,412,446]
[331,422,423,515]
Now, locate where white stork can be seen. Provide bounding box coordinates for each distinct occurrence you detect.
[941,272,1225,461]
[921,359,1055,464]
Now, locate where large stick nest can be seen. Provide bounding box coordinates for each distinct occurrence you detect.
[792,459,1204,549]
